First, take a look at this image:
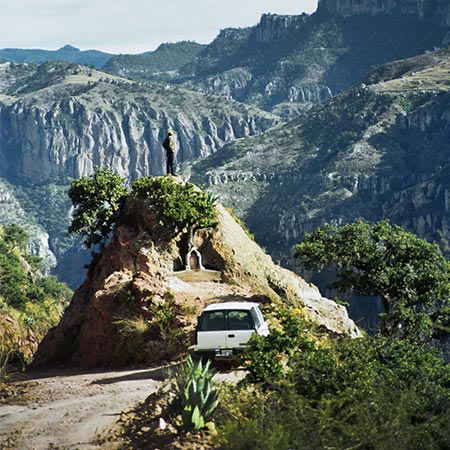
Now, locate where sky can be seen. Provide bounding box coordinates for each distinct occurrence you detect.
[0,0,319,55]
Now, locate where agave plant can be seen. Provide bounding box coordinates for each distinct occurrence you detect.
[171,355,220,431]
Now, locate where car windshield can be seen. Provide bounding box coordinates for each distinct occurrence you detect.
[199,309,255,331]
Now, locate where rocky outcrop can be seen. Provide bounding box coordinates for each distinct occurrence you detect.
[0,179,57,272]
[32,188,359,369]
[253,14,309,44]
[173,0,449,118]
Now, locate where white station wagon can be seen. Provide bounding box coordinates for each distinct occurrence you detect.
[194,302,270,359]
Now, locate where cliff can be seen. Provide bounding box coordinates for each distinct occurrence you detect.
[0,62,279,182]
[104,0,450,119]
[317,0,450,26]
[0,61,279,282]
[31,184,359,369]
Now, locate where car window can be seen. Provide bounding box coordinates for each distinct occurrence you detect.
[250,307,263,328]
[227,310,254,330]
[199,311,225,331]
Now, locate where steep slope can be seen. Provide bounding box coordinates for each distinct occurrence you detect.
[0,61,279,181]
[158,0,449,118]
[189,47,450,264]
[32,184,359,369]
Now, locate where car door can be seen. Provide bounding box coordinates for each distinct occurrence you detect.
[226,310,255,349]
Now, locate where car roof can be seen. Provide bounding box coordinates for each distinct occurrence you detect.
[202,302,259,312]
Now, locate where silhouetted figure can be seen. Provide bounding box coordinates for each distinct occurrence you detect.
[162,130,176,175]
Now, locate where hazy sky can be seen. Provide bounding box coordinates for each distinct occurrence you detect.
[0,0,319,54]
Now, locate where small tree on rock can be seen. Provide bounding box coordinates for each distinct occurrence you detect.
[68,167,128,252]
[131,176,218,247]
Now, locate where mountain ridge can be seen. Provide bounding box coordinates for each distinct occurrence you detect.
[170,0,450,118]
[188,46,450,266]
[0,45,113,68]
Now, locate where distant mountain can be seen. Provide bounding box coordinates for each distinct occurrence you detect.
[3,0,450,291]
[0,45,114,68]
[154,0,449,118]
[103,41,206,81]
[188,47,450,264]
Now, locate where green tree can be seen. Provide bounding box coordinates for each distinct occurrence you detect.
[68,167,128,251]
[131,176,217,244]
[294,220,450,341]
[0,224,72,369]
[2,224,28,252]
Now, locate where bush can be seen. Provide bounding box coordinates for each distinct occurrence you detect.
[0,225,72,370]
[216,336,450,450]
[241,309,314,385]
[147,291,189,360]
[68,166,128,251]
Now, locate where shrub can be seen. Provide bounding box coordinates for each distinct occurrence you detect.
[0,225,71,369]
[131,176,218,237]
[216,336,450,450]
[68,166,128,251]
[148,291,189,360]
[241,309,314,385]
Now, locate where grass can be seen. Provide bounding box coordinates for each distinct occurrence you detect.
[373,59,450,93]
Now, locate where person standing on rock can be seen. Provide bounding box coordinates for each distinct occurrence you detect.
[162,130,176,175]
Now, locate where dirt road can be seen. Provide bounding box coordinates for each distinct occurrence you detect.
[0,366,169,450]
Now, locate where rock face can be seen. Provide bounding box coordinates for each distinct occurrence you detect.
[32,189,359,369]
[317,0,450,26]
[145,0,449,119]
[0,179,57,273]
[0,63,279,182]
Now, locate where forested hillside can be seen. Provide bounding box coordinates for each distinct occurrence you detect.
[0,224,71,381]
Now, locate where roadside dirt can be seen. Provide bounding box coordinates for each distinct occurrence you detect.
[0,366,169,450]
[0,365,244,450]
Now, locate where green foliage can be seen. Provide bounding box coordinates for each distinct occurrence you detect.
[171,355,220,431]
[2,224,28,252]
[68,167,128,251]
[148,291,189,359]
[131,176,218,235]
[0,225,72,369]
[241,309,313,385]
[216,336,450,450]
[111,289,188,365]
[294,219,450,341]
